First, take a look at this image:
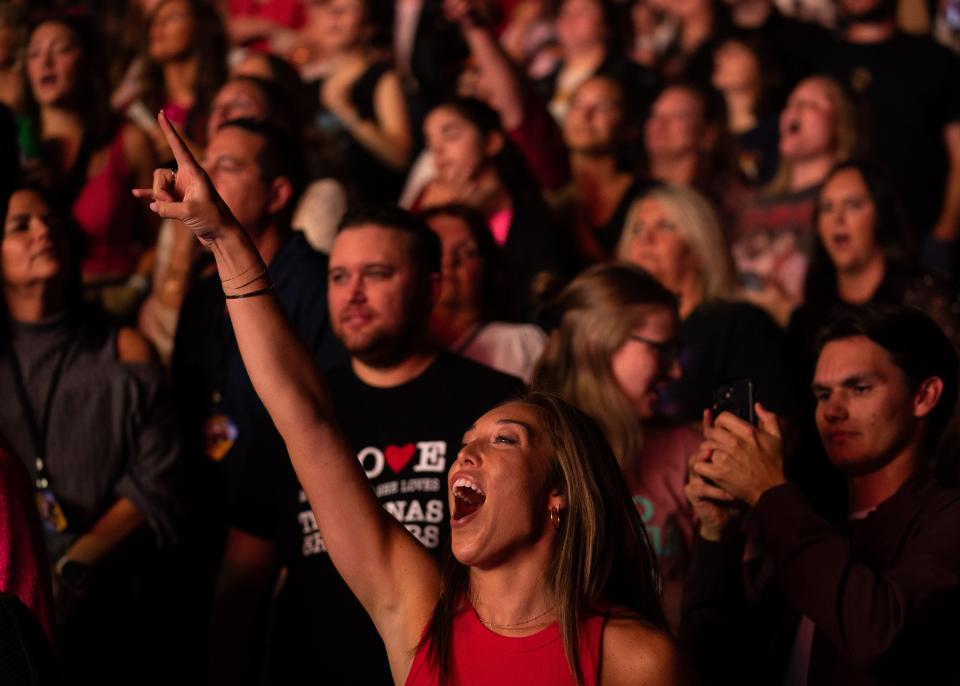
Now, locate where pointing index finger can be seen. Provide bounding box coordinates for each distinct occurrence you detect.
[157,110,198,171]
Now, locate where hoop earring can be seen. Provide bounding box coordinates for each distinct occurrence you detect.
[549,507,561,529]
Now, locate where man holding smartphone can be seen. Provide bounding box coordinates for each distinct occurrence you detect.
[680,305,960,685]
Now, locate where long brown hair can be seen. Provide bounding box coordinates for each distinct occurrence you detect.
[21,11,118,194]
[532,263,678,464]
[140,0,227,144]
[422,391,667,685]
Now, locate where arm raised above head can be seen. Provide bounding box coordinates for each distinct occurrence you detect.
[133,111,440,677]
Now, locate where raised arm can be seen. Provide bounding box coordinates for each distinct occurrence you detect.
[445,0,526,130]
[134,112,439,679]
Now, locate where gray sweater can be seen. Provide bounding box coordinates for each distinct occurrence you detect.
[0,311,182,560]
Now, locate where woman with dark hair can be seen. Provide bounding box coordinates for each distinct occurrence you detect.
[422,204,547,383]
[0,185,183,681]
[136,111,688,686]
[134,0,228,153]
[710,31,784,186]
[552,75,650,263]
[417,97,572,321]
[107,0,163,112]
[643,82,739,216]
[792,161,960,356]
[21,11,158,320]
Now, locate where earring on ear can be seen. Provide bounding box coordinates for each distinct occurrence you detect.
[549,507,561,529]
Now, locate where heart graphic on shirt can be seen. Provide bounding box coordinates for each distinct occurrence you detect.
[385,443,416,473]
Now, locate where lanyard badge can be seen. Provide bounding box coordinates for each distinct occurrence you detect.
[203,391,238,462]
[34,458,69,533]
[8,338,73,535]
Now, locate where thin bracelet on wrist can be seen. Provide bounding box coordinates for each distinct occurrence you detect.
[224,284,275,300]
[224,267,268,291]
[220,261,266,286]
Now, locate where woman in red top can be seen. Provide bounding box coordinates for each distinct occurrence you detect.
[136,111,689,686]
[22,11,157,315]
[137,0,228,153]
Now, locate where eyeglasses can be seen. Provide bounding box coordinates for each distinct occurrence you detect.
[629,334,682,367]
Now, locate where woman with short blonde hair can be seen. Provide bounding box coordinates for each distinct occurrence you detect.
[618,185,735,309]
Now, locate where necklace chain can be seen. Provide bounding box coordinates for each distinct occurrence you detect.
[474,605,556,630]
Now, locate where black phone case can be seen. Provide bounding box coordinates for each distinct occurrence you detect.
[712,380,756,425]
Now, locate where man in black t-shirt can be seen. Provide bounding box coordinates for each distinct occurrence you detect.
[810,0,960,254]
[209,207,522,685]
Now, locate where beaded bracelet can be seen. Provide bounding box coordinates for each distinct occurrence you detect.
[223,285,276,300]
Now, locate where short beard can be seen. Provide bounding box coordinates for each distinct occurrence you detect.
[343,308,432,370]
[349,329,422,369]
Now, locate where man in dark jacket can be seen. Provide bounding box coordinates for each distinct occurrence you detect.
[681,305,960,685]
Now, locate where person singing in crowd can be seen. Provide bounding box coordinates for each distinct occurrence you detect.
[135,109,689,686]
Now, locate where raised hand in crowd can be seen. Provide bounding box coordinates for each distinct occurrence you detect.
[134,107,687,686]
[136,107,445,684]
[135,112,234,246]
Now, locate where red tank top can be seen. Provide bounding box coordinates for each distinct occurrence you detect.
[404,606,606,686]
[71,126,138,277]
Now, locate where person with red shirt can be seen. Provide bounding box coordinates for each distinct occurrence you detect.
[136,109,690,686]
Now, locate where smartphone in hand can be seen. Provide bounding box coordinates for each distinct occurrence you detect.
[712,379,756,425]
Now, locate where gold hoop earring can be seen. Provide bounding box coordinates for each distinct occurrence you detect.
[549,507,561,529]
